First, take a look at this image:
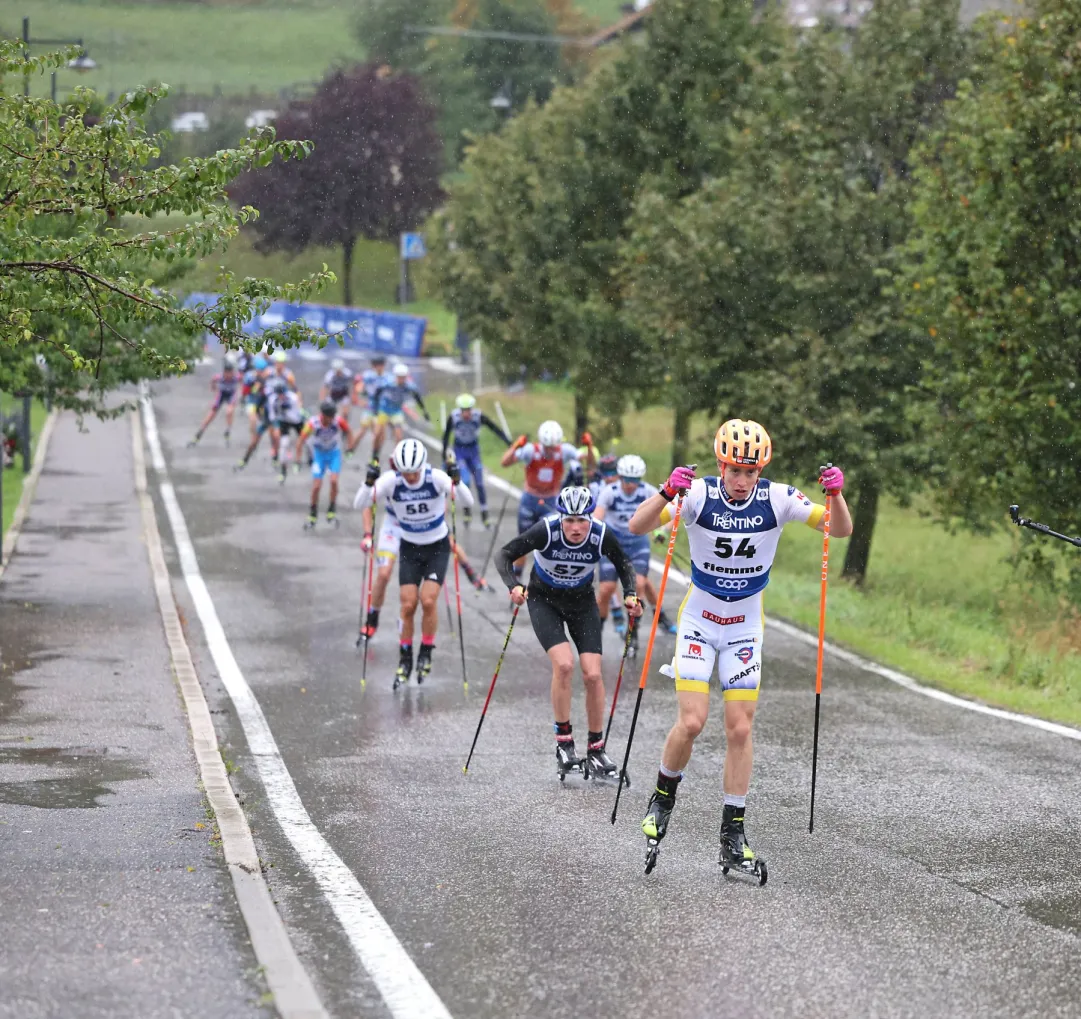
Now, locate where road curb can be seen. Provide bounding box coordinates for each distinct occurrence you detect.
[131,408,329,1019]
[0,407,59,580]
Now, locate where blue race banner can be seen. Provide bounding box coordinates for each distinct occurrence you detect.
[184,293,427,358]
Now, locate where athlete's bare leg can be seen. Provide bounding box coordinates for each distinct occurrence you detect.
[660,689,710,773]
[596,580,618,619]
[579,651,605,732]
[722,700,757,797]
[371,559,394,609]
[548,642,576,722]
[399,584,419,644]
[419,579,440,641]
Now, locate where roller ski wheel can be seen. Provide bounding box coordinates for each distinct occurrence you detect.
[416,646,434,685]
[233,461,247,473]
[555,740,584,782]
[719,816,768,886]
[186,437,200,449]
[303,515,317,531]
[327,513,340,529]
[645,842,661,875]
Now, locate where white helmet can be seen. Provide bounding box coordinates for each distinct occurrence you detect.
[392,438,428,473]
[617,454,646,479]
[331,357,345,371]
[393,362,410,379]
[537,420,564,447]
[556,486,595,517]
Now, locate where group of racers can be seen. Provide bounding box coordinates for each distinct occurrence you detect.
[189,350,854,879]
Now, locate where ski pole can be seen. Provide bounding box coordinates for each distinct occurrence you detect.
[602,614,636,787]
[1009,504,1081,548]
[808,471,833,835]
[480,485,513,578]
[494,401,511,441]
[463,605,519,773]
[448,485,470,690]
[612,488,688,824]
[356,504,377,647]
[443,571,455,636]
[359,510,377,690]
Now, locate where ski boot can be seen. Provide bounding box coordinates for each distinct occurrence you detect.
[223,429,230,447]
[186,434,201,448]
[555,739,585,782]
[327,510,340,529]
[642,777,680,874]
[612,603,626,638]
[719,804,768,886]
[462,507,472,529]
[233,459,248,473]
[278,463,287,485]
[303,512,317,531]
[584,739,626,786]
[658,609,677,635]
[416,643,434,685]
[481,508,491,529]
[392,645,413,691]
[355,609,379,649]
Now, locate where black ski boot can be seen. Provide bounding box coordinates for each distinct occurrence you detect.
[481,508,491,529]
[555,738,584,782]
[416,643,434,684]
[326,509,340,528]
[719,803,768,886]
[303,511,317,531]
[223,429,230,446]
[585,737,626,786]
[642,775,681,874]
[392,645,413,691]
[658,609,677,635]
[355,608,379,649]
[462,507,472,528]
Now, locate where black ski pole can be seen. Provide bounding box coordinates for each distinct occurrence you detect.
[480,485,514,578]
[1009,505,1081,548]
[602,615,635,789]
[448,485,470,690]
[464,605,519,772]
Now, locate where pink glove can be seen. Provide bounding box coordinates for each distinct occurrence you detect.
[662,465,696,500]
[819,465,844,495]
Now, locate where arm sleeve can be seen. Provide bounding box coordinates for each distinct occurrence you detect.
[495,521,549,589]
[411,386,428,415]
[441,417,454,457]
[436,469,475,510]
[354,471,395,510]
[353,485,374,511]
[481,413,511,444]
[600,528,638,596]
[514,445,535,464]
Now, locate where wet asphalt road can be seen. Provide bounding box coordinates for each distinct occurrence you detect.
[151,361,1081,1019]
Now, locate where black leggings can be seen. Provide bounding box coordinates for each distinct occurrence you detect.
[527,581,603,655]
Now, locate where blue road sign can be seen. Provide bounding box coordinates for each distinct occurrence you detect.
[400,232,427,260]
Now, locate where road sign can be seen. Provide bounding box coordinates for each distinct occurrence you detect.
[400,232,427,260]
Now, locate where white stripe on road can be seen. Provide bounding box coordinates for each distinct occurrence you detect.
[406,424,1081,744]
[143,395,454,1019]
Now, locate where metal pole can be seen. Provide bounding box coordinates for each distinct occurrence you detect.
[51,71,56,102]
[473,340,482,392]
[21,396,31,473]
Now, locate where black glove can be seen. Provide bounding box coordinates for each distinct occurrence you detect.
[365,461,380,487]
[446,460,461,485]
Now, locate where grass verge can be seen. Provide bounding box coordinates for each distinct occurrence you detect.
[423,381,1081,729]
[1,396,48,537]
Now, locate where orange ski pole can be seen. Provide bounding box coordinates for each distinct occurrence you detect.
[808,471,833,834]
[611,488,688,824]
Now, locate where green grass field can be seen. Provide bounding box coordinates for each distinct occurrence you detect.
[1,397,48,537]
[424,383,1081,728]
[13,0,627,99]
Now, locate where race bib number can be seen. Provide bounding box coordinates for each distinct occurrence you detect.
[537,467,554,483]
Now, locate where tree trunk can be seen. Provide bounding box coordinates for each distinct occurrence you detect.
[671,404,691,469]
[841,479,879,585]
[341,234,356,307]
[574,389,589,443]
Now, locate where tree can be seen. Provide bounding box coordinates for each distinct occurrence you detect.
[429,0,785,436]
[0,42,334,416]
[622,0,969,582]
[900,0,1081,583]
[230,66,443,307]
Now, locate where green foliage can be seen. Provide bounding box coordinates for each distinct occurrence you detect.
[901,0,1081,587]
[0,41,334,416]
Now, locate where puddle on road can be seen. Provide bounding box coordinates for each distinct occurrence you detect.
[1023,897,1081,938]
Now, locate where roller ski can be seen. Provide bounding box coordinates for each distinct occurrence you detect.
[462,507,472,529]
[416,643,434,685]
[223,429,230,447]
[303,512,317,531]
[555,739,585,782]
[719,804,767,886]
[612,602,626,638]
[186,434,202,449]
[584,739,629,787]
[327,510,340,529]
[481,508,491,529]
[642,777,679,875]
[392,645,413,691]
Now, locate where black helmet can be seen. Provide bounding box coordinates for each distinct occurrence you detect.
[319,399,337,417]
[371,354,387,366]
[598,453,618,476]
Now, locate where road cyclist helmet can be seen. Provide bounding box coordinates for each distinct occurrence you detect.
[617,454,647,480]
[555,486,595,518]
[714,418,772,469]
[537,420,564,448]
[392,438,428,474]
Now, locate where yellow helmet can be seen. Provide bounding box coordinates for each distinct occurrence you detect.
[714,418,772,468]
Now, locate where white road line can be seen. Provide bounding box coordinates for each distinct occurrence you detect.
[142,395,454,1019]
[406,424,1081,744]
